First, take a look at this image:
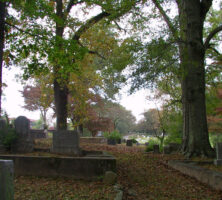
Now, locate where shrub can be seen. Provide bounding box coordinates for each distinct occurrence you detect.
[131,138,137,143]
[145,138,160,152]
[0,123,17,151]
[103,130,122,140]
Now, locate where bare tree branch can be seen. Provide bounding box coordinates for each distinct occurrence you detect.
[77,40,106,59]
[114,21,127,34]
[151,0,178,40]
[204,25,222,50]
[5,21,49,41]
[72,11,110,41]
[66,0,84,14]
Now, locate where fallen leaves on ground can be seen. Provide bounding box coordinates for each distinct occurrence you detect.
[14,143,222,200]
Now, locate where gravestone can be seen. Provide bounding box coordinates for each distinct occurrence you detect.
[126,140,133,147]
[11,116,34,153]
[107,138,116,145]
[169,143,180,152]
[52,130,81,155]
[0,119,7,153]
[163,145,171,154]
[153,144,160,154]
[0,160,14,200]
[214,143,222,166]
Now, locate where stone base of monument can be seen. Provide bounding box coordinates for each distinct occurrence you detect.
[51,130,81,155]
[0,153,116,180]
[11,139,34,153]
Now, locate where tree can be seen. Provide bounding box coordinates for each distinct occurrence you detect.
[130,0,222,157]
[8,0,142,130]
[0,1,6,116]
[21,80,53,126]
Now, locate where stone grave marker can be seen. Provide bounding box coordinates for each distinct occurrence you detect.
[107,138,116,145]
[214,143,222,166]
[153,144,160,154]
[52,130,81,155]
[169,143,180,152]
[163,145,171,154]
[11,116,34,153]
[126,139,133,147]
[0,160,14,200]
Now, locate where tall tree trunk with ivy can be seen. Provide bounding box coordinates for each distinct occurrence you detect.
[0,1,6,117]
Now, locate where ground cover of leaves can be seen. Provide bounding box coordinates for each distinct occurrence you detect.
[14,143,222,200]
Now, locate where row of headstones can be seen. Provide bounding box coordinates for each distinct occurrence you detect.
[0,116,34,153]
[0,115,80,155]
[107,139,135,146]
[0,116,49,153]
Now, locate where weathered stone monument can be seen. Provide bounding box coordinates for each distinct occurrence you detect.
[126,139,133,147]
[11,116,34,153]
[107,138,116,145]
[169,143,180,152]
[52,130,80,155]
[214,143,222,166]
[0,160,14,200]
[153,144,160,154]
[163,145,171,154]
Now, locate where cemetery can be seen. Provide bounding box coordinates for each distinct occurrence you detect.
[1,0,222,199]
[0,116,116,180]
[1,115,222,199]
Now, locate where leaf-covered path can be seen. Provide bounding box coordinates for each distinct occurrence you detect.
[83,144,222,200]
[15,144,222,200]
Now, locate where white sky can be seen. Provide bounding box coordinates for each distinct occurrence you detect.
[3,1,220,123]
[2,67,156,122]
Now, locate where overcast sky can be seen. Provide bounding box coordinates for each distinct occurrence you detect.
[2,67,156,122]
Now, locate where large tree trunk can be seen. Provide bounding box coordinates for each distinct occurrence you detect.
[0,1,6,117]
[179,1,214,157]
[54,79,68,130]
[54,0,68,130]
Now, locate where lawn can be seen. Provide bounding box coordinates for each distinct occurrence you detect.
[14,143,222,200]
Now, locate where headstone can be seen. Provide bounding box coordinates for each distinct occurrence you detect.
[169,143,180,152]
[153,144,160,154]
[214,143,222,166]
[117,139,121,144]
[0,160,14,200]
[11,116,34,153]
[163,145,171,154]
[52,130,80,155]
[107,138,116,145]
[126,140,133,147]
[14,116,30,137]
